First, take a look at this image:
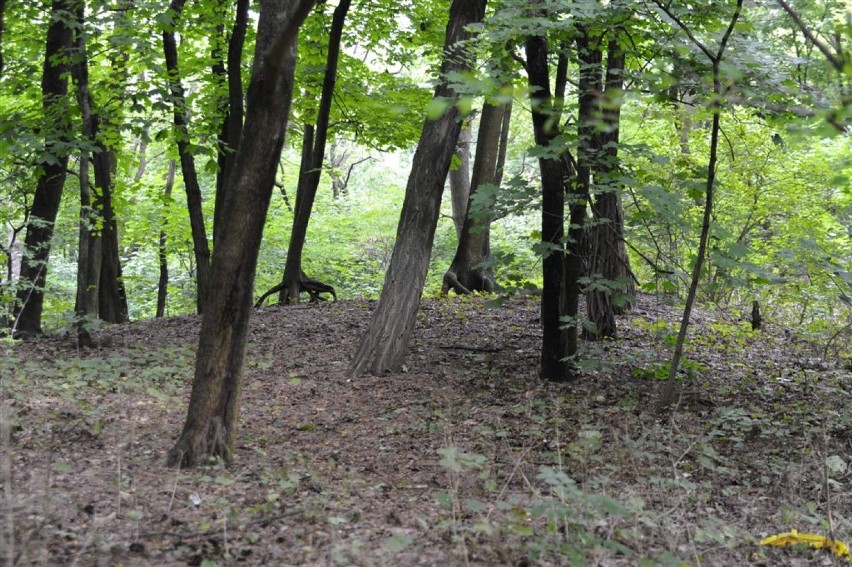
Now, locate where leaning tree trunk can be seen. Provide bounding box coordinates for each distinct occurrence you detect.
[442,96,510,295]
[348,0,486,377]
[167,0,316,468]
[213,0,249,247]
[12,0,73,337]
[163,0,212,314]
[525,29,581,382]
[656,0,743,410]
[274,0,350,304]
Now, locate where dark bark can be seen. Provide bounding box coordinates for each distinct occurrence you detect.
[167,0,316,468]
[213,0,249,246]
[348,0,486,377]
[157,160,176,318]
[581,31,634,340]
[525,28,581,382]
[442,97,511,295]
[91,0,132,325]
[275,0,350,304]
[70,1,102,348]
[12,0,74,337]
[163,0,212,314]
[448,117,472,237]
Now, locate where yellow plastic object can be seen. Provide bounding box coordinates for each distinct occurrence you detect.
[760,529,851,561]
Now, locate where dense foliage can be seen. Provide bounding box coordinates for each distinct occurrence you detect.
[0,0,848,356]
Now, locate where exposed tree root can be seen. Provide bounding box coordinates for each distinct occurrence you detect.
[441,268,495,296]
[254,273,336,307]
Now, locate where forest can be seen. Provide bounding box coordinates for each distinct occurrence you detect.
[1,0,850,565]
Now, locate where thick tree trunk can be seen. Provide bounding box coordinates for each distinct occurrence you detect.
[442,97,511,295]
[276,0,350,304]
[167,0,315,468]
[576,27,616,340]
[163,0,212,314]
[213,0,249,247]
[526,24,584,381]
[348,0,486,377]
[448,118,472,237]
[12,0,73,337]
[157,160,176,318]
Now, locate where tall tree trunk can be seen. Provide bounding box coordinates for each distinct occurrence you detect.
[348,0,486,377]
[448,117,472,237]
[576,26,617,341]
[12,0,74,337]
[157,160,176,318]
[70,1,102,347]
[442,95,511,295]
[213,0,249,247]
[91,0,132,325]
[273,0,350,304]
[525,31,574,381]
[167,0,316,468]
[163,0,212,314]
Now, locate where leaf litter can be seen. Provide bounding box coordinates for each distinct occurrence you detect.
[1,293,849,566]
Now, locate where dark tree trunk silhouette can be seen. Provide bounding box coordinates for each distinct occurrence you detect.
[213,0,249,247]
[575,26,618,340]
[157,160,176,318]
[348,0,486,377]
[89,0,132,325]
[167,0,316,468]
[526,22,584,382]
[448,117,472,237]
[442,96,511,295]
[70,1,102,347]
[12,0,74,337]
[163,0,211,314]
[271,0,350,304]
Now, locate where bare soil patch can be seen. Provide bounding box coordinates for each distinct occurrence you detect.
[2,294,850,566]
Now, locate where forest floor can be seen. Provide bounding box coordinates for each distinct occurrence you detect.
[1,293,850,566]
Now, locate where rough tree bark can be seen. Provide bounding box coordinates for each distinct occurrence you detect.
[348,0,486,377]
[526,20,584,381]
[442,96,511,295]
[167,0,316,468]
[12,0,74,337]
[212,0,249,247]
[576,26,616,340]
[163,0,211,314]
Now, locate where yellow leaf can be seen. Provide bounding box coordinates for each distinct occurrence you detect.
[760,529,851,561]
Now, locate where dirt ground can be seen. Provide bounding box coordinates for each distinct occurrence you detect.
[1,294,850,566]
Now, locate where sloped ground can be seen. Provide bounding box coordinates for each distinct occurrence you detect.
[1,294,850,566]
